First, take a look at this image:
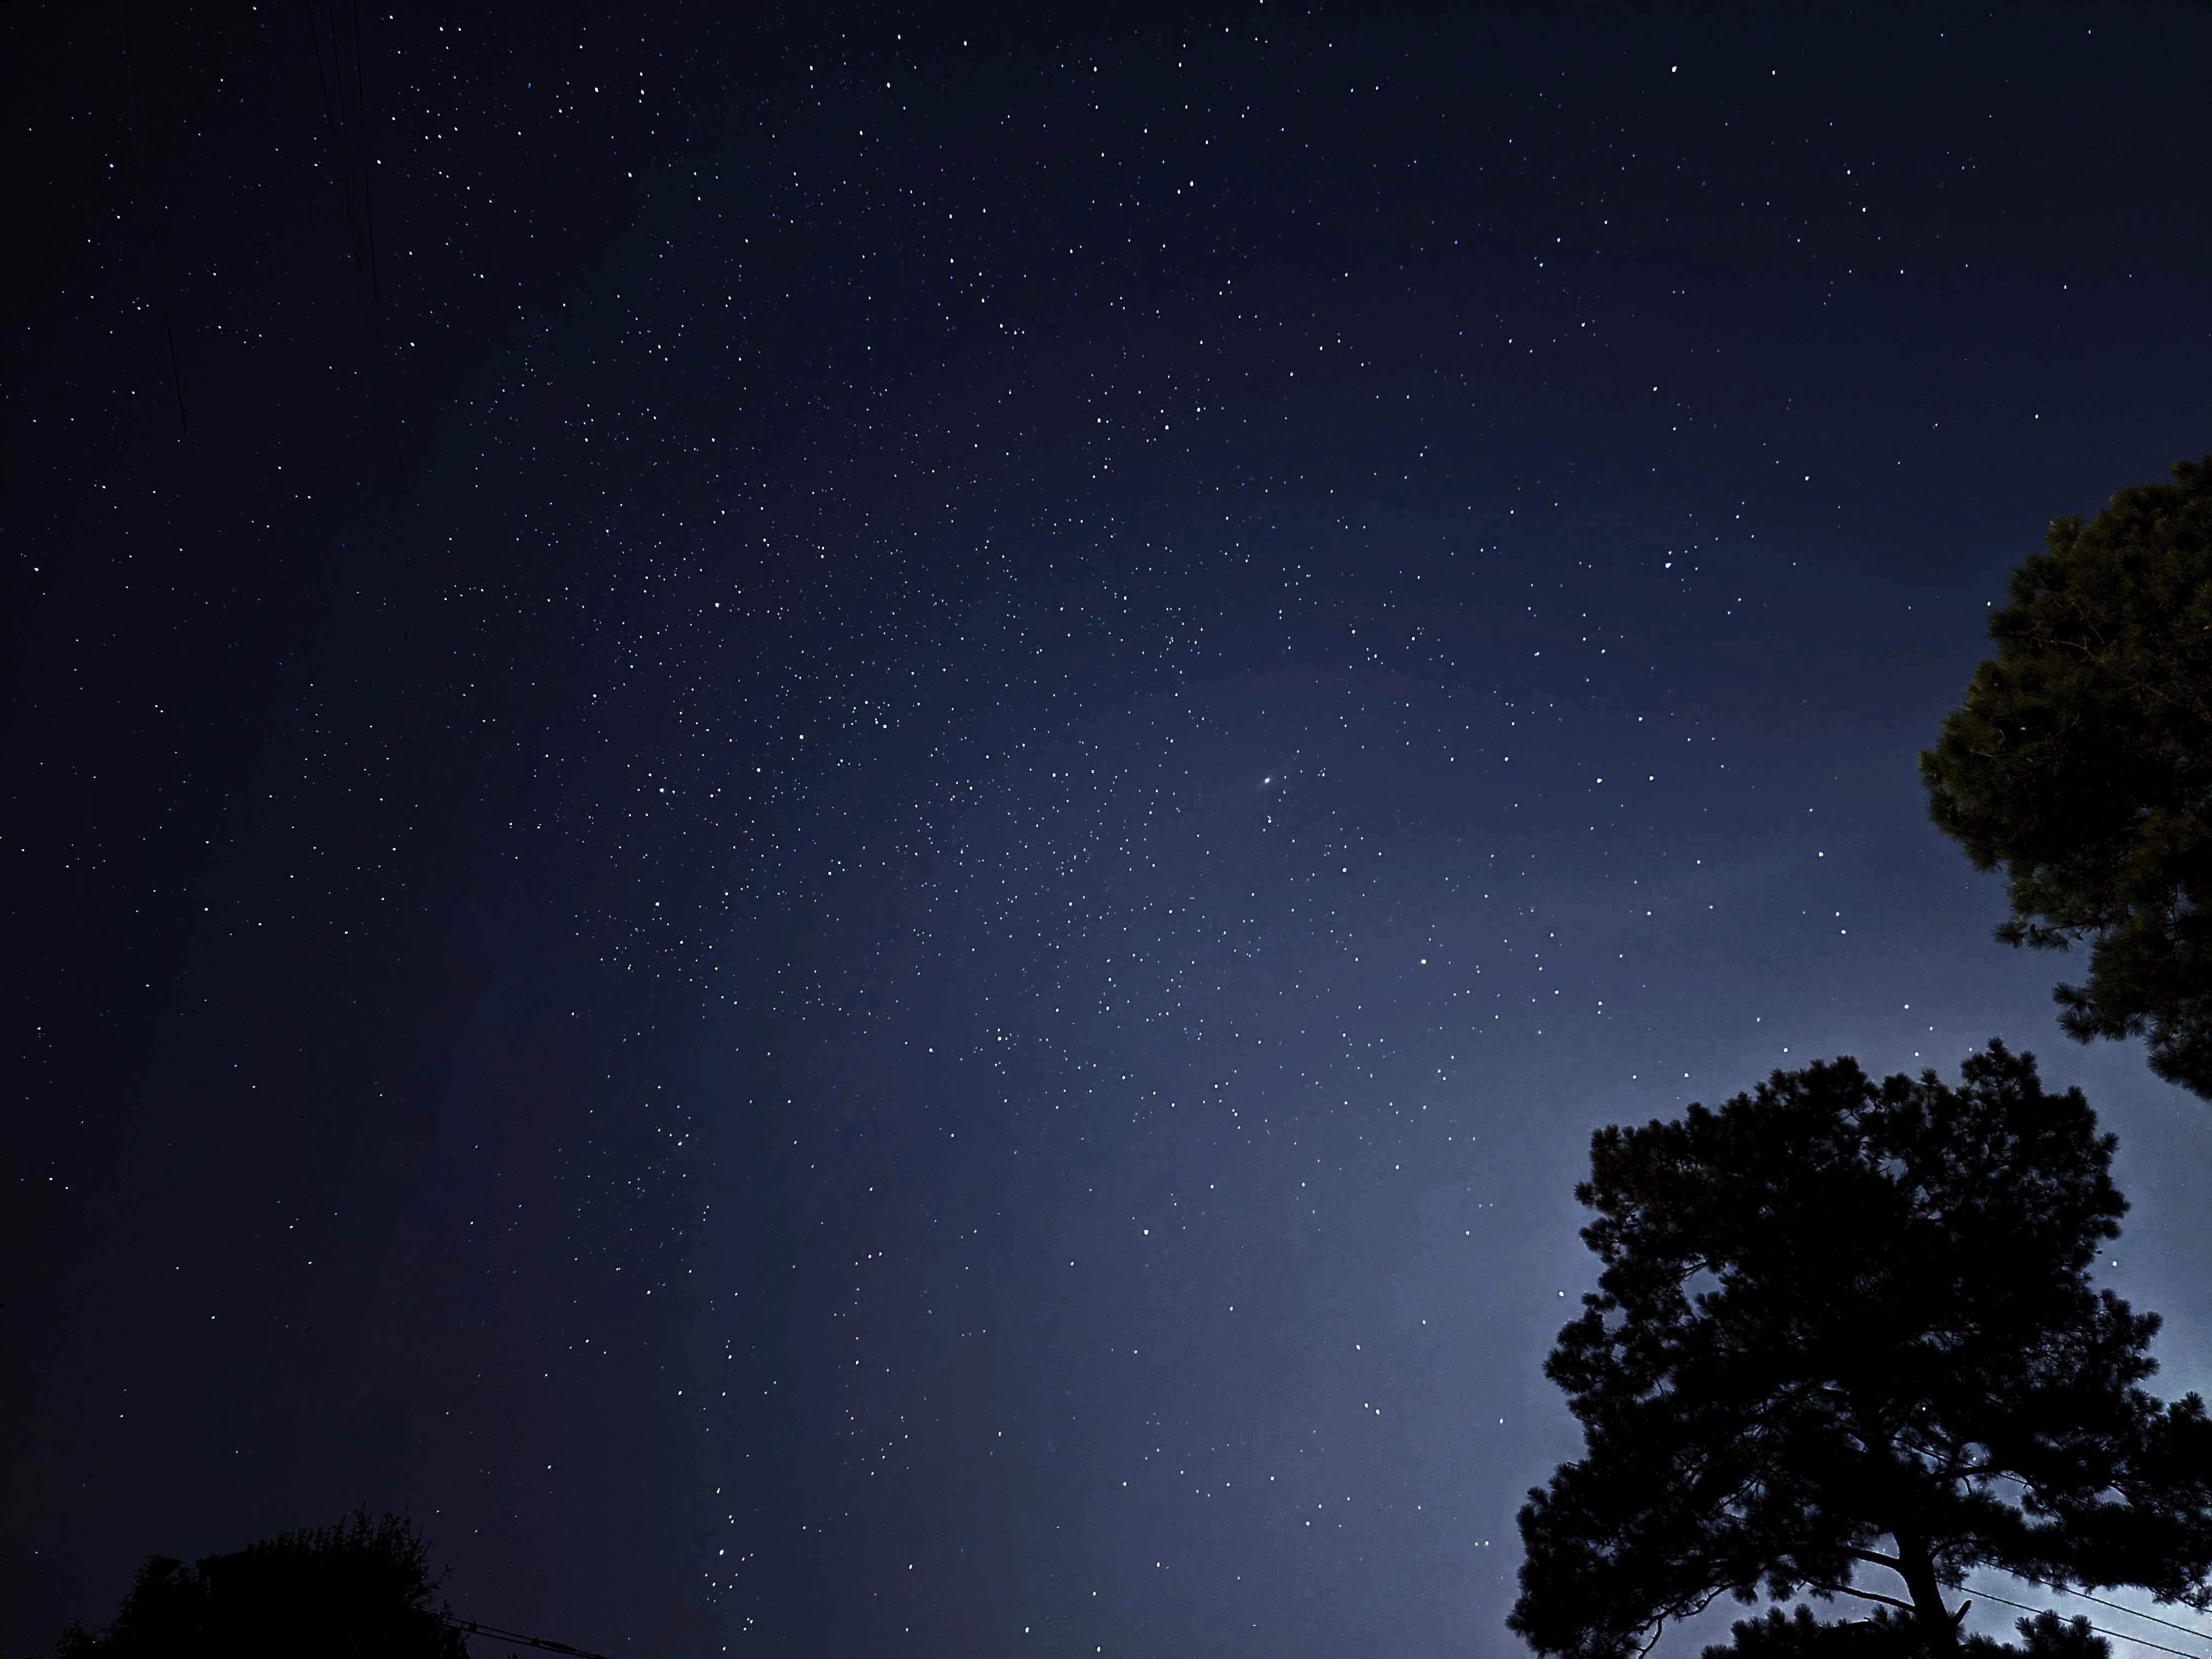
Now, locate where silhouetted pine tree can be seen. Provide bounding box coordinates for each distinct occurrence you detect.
[1923,458,2212,1097]
[1511,1043,2212,1658]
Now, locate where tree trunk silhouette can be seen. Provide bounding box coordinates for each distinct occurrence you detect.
[1894,1531,1957,1653]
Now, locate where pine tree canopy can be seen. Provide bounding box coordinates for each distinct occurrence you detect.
[1921,457,2212,1097]
[1699,1604,2107,1658]
[1509,1043,2212,1659]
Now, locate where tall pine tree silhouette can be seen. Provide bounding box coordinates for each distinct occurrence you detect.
[1511,1043,2212,1658]
[1923,458,2212,1098]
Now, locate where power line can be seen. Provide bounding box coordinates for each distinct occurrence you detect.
[447,1616,614,1659]
[349,0,383,304]
[2010,1570,2212,1649]
[303,3,364,272]
[1893,1458,2212,1656]
[1951,1579,2212,1659]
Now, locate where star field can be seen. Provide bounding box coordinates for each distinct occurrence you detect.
[7,4,2212,1657]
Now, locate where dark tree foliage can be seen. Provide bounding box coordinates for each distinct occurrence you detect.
[1509,1043,2212,1659]
[52,1508,467,1659]
[1701,1607,2106,1659]
[1921,457,2212,1097]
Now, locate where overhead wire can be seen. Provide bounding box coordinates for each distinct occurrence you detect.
[304,1,365,273]
[350,0,383,304]
[1895,1454,2212,1655]
[1946,1578,2212,1659]
[2008,1570,2212,1649]
[447,1616,616,1659]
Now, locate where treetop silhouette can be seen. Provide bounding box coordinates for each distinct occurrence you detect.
[1510,1042,2212,1658]
[1923,457,2212,1097]
[53,1507,467,1659]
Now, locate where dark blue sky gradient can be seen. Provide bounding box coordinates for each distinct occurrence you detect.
[7,4,2212,1655]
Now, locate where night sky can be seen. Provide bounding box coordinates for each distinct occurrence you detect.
[8,3,2212,1656]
